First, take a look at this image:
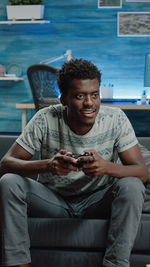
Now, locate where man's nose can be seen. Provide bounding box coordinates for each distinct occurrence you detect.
[83,95,93,106]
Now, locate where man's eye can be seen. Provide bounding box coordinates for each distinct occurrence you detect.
[92,93,99,98]
[76,94,84,99]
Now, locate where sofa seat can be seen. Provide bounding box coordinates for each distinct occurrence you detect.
[28,218,109,249]
[28,214,150,267]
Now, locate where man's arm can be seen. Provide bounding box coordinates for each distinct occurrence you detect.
[81,144,149,183]
[0,142,49,177]
[0,142,79,178]
[110,144,148,183]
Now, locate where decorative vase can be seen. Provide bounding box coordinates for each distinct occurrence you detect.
[101,86,114,99]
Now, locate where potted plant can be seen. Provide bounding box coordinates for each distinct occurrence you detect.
[6,0,44,20]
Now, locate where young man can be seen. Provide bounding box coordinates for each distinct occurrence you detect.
[0,59,148,267]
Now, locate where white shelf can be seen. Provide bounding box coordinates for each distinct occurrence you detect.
[0,20,50,24]
[0,76,24,81]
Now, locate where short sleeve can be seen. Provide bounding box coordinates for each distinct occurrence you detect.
[16,111,46,155]
[115,109,138,153]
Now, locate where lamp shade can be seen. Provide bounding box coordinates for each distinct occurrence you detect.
[144,53,150,87]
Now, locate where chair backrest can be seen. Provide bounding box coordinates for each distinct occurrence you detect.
[27,64,60,111]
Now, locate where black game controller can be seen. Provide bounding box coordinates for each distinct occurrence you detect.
[66,152,90,168]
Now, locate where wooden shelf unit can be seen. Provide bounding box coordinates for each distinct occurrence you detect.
[0,20,50,25]
[0,76,24,81]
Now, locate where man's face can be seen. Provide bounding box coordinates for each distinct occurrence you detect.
[61,78,100,135]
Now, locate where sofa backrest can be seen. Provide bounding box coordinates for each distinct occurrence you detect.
[0,135,38,179]
[0,135,18,160]
[138,137,150,150]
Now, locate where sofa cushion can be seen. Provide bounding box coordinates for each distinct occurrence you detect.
[28,218,109,250]
[139,143,150,179]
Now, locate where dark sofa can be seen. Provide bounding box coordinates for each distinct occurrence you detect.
[0,135,150,267]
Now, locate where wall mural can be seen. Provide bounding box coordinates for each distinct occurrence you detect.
[1,0,150,134]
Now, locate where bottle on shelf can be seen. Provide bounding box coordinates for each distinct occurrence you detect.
[141,89,147,104]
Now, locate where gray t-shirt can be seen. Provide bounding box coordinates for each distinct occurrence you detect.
[16,104,138,196]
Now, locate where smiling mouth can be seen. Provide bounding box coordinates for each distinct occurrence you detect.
[80,109,96,117]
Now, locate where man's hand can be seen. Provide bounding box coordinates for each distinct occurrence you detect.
[81,145,149,184]
[48,150,79,176]
[80,149,106,176]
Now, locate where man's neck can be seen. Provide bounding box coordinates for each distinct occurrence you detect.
[63,108,94,135]
[67,119,93,135]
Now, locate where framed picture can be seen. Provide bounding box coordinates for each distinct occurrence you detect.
[98,0,122,8]
[126,0,150,2]
[118,12,150,36]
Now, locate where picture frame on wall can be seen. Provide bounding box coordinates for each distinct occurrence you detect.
[126,0,150,2]
[118,12,150,36]
[98,0,122,8]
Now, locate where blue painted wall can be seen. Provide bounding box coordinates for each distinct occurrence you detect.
[0,0,150,133]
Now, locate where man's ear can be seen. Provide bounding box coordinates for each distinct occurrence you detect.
[60,94,67,106]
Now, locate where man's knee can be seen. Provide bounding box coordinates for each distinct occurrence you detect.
[114,177,145,204]
[0,172,22,184]
[0,173,24,196]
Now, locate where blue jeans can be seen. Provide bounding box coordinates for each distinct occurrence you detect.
[0,173,145,267]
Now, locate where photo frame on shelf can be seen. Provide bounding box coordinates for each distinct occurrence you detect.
[118,12,150,36]
[98,0,122,8]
